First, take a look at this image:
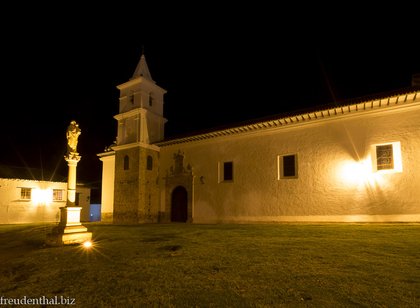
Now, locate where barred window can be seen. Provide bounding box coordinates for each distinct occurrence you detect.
[53,189,63,201]
[376,144,394,170]
[371,142,402,173]
[20,188,32,200]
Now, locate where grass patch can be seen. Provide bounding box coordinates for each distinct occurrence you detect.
[0,223,419,307]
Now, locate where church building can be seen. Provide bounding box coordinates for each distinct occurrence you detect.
[98,54,420,224]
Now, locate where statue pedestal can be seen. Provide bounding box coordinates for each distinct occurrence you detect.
[46,207,92,246]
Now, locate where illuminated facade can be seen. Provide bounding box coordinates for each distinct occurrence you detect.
[0,167,91,224]
[98,55,420,223]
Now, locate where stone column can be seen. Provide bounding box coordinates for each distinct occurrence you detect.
[66,156,80,207]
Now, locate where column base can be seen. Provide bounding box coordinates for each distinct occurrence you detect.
[45,207,92,246]
[46,226,92,246]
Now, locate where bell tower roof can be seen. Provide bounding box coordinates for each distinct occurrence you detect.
[131,53,153,81]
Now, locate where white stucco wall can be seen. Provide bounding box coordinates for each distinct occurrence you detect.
[159,101,420,222]
[98,152,115,222]
[0,179,67,224]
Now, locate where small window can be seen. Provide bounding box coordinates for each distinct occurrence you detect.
[20,188,32,200]
[53,189,63,201]
[147,155,153,170]
[124,155,130,170]
[129,91,135,104]
[371,142,402,173]
[149,94,153,106]
[75,193,80,206]
[223,161,233,181]
[278,154,298,179]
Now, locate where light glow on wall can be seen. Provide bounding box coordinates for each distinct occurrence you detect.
[339,141,403,189]
[339,157,375,187]
[32,188,53,206]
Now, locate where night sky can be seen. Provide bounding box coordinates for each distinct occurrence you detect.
[1,4,419,184]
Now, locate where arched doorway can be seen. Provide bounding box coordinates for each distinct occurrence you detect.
[171,186,188,222]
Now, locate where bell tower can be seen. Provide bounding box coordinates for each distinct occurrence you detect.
[115,53,167,145]
[111,52,167,223]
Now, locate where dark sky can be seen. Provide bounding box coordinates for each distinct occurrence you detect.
[1,4,419,184]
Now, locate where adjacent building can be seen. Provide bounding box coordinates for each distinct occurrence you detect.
[0,165,91,224]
